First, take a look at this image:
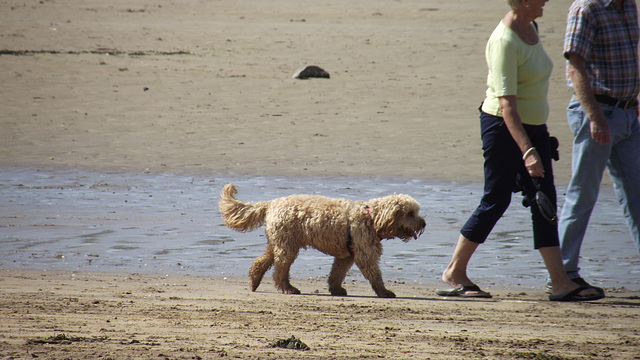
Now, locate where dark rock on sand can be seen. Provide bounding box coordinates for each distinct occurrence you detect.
[292,65,330,79]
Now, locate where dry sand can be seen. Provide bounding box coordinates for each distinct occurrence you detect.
[1,0,577,182]
[1,0,639,359]
[1,270,639,360]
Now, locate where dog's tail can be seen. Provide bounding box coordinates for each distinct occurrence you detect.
[218,183,268,232]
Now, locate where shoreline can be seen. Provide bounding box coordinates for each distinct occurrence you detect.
[3,166,638,292]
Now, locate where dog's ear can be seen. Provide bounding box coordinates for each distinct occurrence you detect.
[373,208,395,233]
[370,197,402,235]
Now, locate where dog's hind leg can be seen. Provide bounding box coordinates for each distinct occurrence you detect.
[249,243,274,292]
[328,257,354,296]
[272,246,301,295]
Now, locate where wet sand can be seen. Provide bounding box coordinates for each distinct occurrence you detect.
[2,169,640,360]
[2,167,639,290]
[1,0,640,359]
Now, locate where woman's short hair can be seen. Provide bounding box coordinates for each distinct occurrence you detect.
[507,0,523,9]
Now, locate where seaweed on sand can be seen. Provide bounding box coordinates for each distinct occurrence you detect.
[270,335,310,350]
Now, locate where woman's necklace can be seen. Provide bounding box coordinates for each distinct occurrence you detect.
[514,18,537,45]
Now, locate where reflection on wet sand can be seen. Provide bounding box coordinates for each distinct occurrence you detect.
[1,167,638,290]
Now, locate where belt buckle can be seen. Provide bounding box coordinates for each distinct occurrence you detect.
[616,99,633,110]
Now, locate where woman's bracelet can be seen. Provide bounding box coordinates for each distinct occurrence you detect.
[522,147,536,161]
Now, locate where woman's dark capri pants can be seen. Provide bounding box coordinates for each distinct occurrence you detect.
[460,110,559,249]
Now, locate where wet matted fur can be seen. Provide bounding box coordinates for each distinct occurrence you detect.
[218,183,426,298]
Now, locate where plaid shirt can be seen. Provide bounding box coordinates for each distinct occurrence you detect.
[564,0,640,101]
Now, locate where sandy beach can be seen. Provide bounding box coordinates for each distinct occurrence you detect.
[2,0,640,359]
[1,0,579,182]
[1,270,639,360]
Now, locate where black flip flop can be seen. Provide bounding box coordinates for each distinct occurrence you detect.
[549,286,605,302]
[436,284,492,298]
[571,277,605,296]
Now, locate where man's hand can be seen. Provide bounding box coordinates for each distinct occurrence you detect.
[590,115,611,144]
[567,53,612,145]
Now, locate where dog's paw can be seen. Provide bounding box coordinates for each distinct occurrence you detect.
[282,287,301,295]
[376,289,396,298]
[329,287,348,296]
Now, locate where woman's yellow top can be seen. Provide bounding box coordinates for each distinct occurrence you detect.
[482,21,553,126]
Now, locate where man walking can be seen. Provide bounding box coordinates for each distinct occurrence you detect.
[559,0,640,297]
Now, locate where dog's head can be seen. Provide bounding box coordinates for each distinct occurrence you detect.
[368,194,426,242]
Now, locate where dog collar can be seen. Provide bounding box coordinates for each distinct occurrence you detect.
[365,205,373,219]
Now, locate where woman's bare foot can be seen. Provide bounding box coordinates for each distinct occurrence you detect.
[441,267,490,297]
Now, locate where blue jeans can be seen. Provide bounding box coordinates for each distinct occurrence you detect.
[461,111,559,249]
[559,96,640,278]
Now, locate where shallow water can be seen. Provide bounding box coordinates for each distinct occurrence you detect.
[1,167,638,290]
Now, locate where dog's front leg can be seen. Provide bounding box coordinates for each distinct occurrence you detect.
[328,257,354,296]
[354,256,395,298]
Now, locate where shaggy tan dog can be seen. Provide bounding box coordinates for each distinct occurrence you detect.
[218,183,426,298]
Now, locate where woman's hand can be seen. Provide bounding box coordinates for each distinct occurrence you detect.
[499,96,545,178]
[523,147,545,178]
